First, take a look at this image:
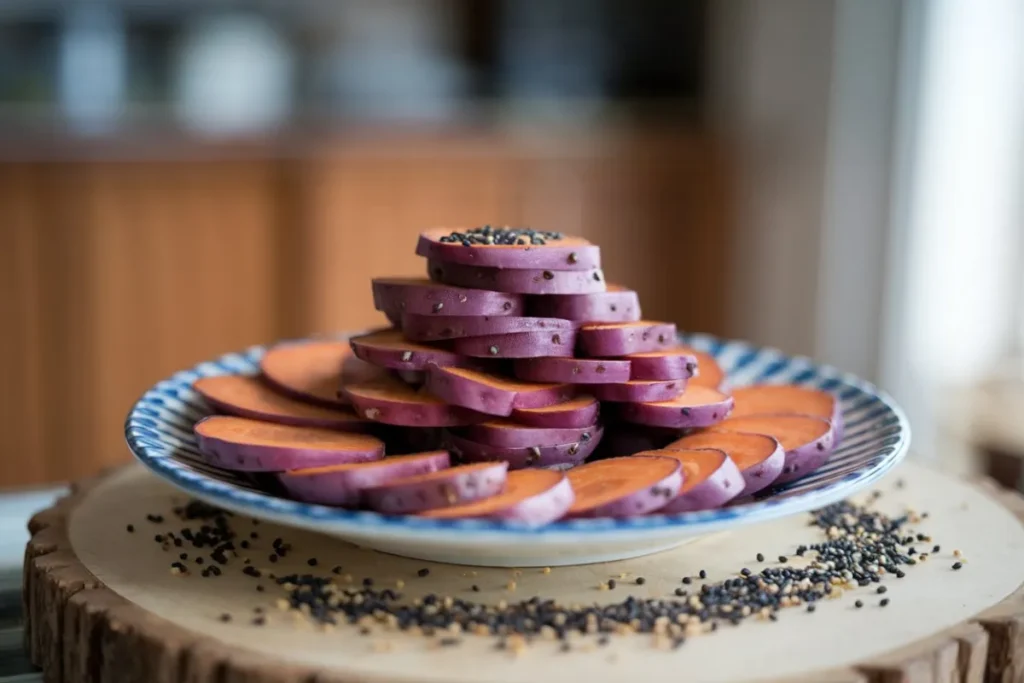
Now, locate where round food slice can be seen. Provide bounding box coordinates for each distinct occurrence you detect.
[617,386,734,429]
[577,321,677,357]
[654,448,744,513]
[422,469,574,526]
[452,330,577,359]
[588,379,686,403]
[511,395,601,428]
[363,461,509,514]
[626,347,698,381]
[416,227,600,271]
[194,415,384,472]
[565,456,682,518]
[260,340,355,408]
[716,414,835,485]
[193,375,370,431]
[513,357,631,384]
[372,277,524,317]
[340,377,486,427]
[349,328,475,371]
[429,260,606,295]
[425,365,574,416]
[458,419,599,449]
[687,348,726,390]
[277,451,451,506]
[667,431,784,495]
[730,384,844,444]
[526,285,641,323]
[402,313,575,342]
[443,428,602,469]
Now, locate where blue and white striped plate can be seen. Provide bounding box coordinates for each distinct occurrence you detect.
[124,332,909,567]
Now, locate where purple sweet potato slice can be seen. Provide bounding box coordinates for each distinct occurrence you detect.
[654,448,744,513]
[372,277,524,317]
[193,375,370,431]
[512,357,631,384]
[687,348,726,390]
[588,379,687,403]
[577,320,677,357]
[421,469,575,526]
[511,395,601,428]
[340,376,486,427]
[667,431,784,495]
[458,419,599,449]
[363,461,509,514]
[260,340,357,408]
[425,365,574,416]
[276,451,451,506]
[565,455,682,518]
[194,415,385,472]
[428,260,606,295]
[416,227,601,271]
[526,285,641,323]
[402,313,575,342]
[451,330,577,359]
[617,386,734,429]
[443,428,603,469]
[626,347,699,381]
[730,384,845,445]
[716,414,835,485]
[349,328,476,371]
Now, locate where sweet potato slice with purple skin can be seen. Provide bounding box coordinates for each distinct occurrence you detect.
[458,419,599,449]
[452,330,577,359]
[667,431,784,495]
[402,313,576,342]
[276,451,451,507]
[687,348,726,390]
[422,469,575,526]
[425,365,575,417]
[416,227,601,270]
[588,379,687,403]
[730,384,845,445]
[617,386,734,429]
[194,415,385,472]
[512,357,631,384]
[443,427,603,469]
[260,340,357,408]
[511,395,600,428]
[626,348,698,381]
[577,321,678,356]
[363,461,509,514]
[565,455,682,518]
[716,414,835,485]
[340,377,487,427]
[193,375,370,431]
[428,260,607,295]
[653,448,744,513]
[526,285,641,323]
[372,277,524,317]
[349,328,477,372]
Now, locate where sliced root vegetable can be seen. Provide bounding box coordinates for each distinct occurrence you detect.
[416,227,601,271]
[565,456,682,517]
[443,428,602,469]
[627,348,698,381]
[363,461,509,514]
[429,260,606,295]
[193,375,370,431]
[402,313,575,342]
[526,285,641,323]
[588,379,687,403]
[687,348,726,390]
[653,448,744,513]
[666,431,784,495]
[349,328,476,371]
[577,321,677,356]
[617,386,734,429]
[513,357,631,384]
[341,377,486,427]
[730,384,844,444]
[277,451,451,506]
[260,340,356,408]
[458,419,599,449]
[372,277,524,317]
[511,395,601,428]
[716,414,835,485]
[195,415,385,472]
[421,469,574,525]
[425,365,574,416]
[452,330,577,359]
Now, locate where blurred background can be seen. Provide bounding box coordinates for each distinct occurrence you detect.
[1,0,1022,491]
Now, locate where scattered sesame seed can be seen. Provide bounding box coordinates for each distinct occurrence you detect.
[952,562,963,570]
[756,553,764,562]
[699,570,707,579]
[854,600,863,609]
[307,558,318,567]
[880,598,890,607]
[636,577,646,585]
[418,568,430,577]
[219,613,232,622]
[126,524,135,533]
[877,586,887,594]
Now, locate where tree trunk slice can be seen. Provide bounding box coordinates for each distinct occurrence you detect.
[23,462,1024,683]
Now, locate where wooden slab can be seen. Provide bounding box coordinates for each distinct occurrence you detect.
[24,461,1024,683]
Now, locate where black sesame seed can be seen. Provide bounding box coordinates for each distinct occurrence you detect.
[877,586,887,594]
[253,616,266,626]
[699,570,707,579]
[778,556,787,563]
[952,562,963,570]
[756,553,764,562]
[682,577,692,585]
[220,613,232,622]
[807,604,816,613]
[607,579,616,589]
[855,600,863,609]
[126,524,135,533]
[307,558,318,567]
[418,568,430,577]
[154,534,164,543]
[268,555,277,563]
[332,566,343,574]
[674,588,686,597]
[363,578,374,587]
[471,585,480,592]
[933,545,940,553]
[635,577,645,585]
[195,557,204,565]
[179,553,188,561]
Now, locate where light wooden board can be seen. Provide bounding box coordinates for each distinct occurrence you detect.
[25,462,1024,683]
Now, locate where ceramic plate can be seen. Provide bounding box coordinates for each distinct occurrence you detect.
[124,332,909,567]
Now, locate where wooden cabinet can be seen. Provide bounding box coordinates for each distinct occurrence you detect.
[0,127,731,488]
